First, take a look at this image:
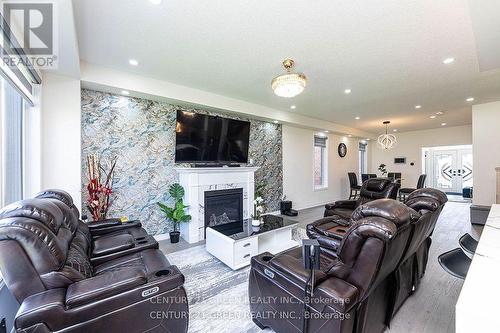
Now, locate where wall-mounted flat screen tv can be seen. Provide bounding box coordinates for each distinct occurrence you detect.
[175,110,251,164]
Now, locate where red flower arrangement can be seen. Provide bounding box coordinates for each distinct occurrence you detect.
[86,154,117,221]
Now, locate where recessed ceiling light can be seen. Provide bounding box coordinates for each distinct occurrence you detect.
[149,0,162,4]
[355,116,360,120]
[466,97,475,102]
[365,138,370,141]
[121,90,130,95]
[290,105,296,109]
[348,134,352,137]
[344,89,352,94]
[324,130,329,133]
[441,123,447,126]
[273,120,279,124]
[415,105,422,109]
[443,57,455,64]
[430,115,436,119]
[436,111,444,115]
[393,129,398,132]
[129,59,139,66]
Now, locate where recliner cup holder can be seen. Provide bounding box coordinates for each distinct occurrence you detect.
[155,269,170,277]
[136,236,146,241]
[137,240,148,245]
[262,255,273,262]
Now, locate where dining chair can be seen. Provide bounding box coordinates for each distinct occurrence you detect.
[399,174,427,201]
[348,172,361,199]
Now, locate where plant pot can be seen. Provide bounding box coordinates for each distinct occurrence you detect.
[252,219,261,227]
[169,231,180,243]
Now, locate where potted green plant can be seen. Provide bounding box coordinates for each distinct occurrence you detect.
[378,163,388,177]
[157,183,191,243]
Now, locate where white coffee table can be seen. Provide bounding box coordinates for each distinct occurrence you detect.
[206,216,299,270]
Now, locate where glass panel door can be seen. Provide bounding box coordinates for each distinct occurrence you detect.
[432,150,459,193]
[428,147,473,194]
[459,149,473,189]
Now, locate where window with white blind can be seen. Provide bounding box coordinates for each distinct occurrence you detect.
[1,77,25,206]
[313,135,328,190]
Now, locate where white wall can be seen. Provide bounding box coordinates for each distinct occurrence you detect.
[23,85,42,198]
[472,101,500,206]
[283,125,359,209]
[369,125,472,188]
[41,73,82,209]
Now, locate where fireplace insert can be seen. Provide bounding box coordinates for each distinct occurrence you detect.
[204,188,243,235]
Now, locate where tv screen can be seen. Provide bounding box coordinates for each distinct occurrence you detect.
[175,111,250,164]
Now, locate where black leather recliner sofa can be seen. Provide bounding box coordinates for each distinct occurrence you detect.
[0,194,189,333]
[249,199,416,333]
[249,188,447,333]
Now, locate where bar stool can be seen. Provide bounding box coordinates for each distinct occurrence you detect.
[459,233,478,257]
[438,248,472,279]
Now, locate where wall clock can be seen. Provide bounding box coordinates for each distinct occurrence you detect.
[338,143,347,158]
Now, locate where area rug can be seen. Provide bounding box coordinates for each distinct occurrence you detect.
[166,245,271,333]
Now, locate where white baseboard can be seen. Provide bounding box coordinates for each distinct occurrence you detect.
[154,233,170,241]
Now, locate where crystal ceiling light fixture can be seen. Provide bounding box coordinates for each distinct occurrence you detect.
[377,121,397,150]
[271,59,307,98]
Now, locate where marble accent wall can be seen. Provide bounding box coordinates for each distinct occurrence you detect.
[81,89,283,235]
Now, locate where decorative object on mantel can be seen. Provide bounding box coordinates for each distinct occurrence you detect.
[271,59,307,98]
[338,143,347,158]
[85,154,117,221]
[377,121,397,149]
[378,163,388,177]
[157,183,192,243]
[252,184,266,226]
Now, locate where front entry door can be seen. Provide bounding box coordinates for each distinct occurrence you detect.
[430,148,472,194]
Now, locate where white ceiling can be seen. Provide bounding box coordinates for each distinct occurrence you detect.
[73,0,500,134]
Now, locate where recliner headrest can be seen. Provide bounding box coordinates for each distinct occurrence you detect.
[348,217,398,240]
[36,189,74,207]
[338,217,398,266]
[36,189,80,220]
[405,188,447,213]
[352,199,419,227]
[406,188,448,205]
[0,199,64,233]
[364,178,392,192]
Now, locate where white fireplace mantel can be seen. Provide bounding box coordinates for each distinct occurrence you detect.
[175,166,259,243]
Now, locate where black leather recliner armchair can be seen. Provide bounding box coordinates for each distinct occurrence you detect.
[0,198,189,333]
[306,178,400,254]
[324,178,400,219]
[249,199,416,333]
